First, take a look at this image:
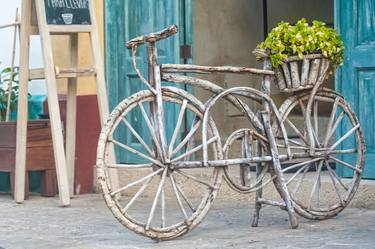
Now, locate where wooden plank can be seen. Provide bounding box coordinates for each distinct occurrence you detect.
[88,0,119,191]
[289,62,300,88]
[14,0,31,204]
[35,0,70,206]
[47,25,93,33]
[308,59,321,85]
[66,34,78,197]
[0,22,20,30]
[29,68,45,80]
[274,68,286,90]
[300,58,310,86]
[281,63,292,88]
[29,67,96,80]
[55,67,96,78]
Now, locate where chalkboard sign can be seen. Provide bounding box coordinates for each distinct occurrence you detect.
[44,0,91,25]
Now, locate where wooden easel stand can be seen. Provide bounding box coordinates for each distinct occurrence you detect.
[15,0,119,206]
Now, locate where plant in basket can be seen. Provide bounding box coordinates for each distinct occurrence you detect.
[255,18,344,92]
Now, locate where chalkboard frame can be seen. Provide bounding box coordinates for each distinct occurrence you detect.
[44,0,91,25]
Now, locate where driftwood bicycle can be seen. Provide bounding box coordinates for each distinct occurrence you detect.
[96,25,365,241]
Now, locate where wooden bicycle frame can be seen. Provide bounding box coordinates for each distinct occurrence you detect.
[93,25,366,241]
[124,24,363,230]
[133,35,303,227]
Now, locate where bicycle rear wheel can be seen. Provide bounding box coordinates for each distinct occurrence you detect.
[276,89,365,220]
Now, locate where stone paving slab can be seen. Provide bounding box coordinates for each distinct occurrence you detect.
[0,194,374,249]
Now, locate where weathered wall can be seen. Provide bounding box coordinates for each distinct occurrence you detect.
[193,0,264,138]
[267,0,333,29]
[193,0,333,139]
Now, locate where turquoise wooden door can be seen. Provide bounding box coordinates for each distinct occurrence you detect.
[105,0,192,163]
[335,0,375,179]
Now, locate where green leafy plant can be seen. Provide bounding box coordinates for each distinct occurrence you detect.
[0,67,20,121]
[257,18,344,72]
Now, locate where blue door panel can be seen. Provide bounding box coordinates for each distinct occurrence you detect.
[105,0,191,163]
[335,0,375,179]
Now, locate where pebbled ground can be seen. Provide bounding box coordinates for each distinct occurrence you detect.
[0,194,374,249]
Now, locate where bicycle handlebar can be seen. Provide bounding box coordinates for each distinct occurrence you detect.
[126,25,179,49]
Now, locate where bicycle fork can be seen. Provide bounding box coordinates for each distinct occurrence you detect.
[252,58,298,229]
[259,111,298,229]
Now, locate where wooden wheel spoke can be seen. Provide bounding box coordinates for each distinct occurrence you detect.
[176,182,196,212]
[240,131,252,186]
[317,168,321,208]
[286,163,310,186]
[160,183,166,228]
[286,118,309,145]
[110,139,163,167]
[313,100,319,138]
[110,168,163,197]
[175,169,217,190]
[330,156,362,173]
[146,168,168,230]
[172,119,201,157]
[311,126,321,148]
[325,111,345,145]
[326,161,349,191]
[138,102,164,158]
[168,99,188,156]
[329,149,357,155]
[324,97,340,146]
[288,139,307,147]
[107,163,153,169]
[284,158,323,185]
[170,169,196,212]
[292,161,311,195]
[122,118,154,156]
[123,177,153,212]
[283,157,322,173]
[171,136,218,162]
[308,160,324,210]
[324,160,344,206]
[329,124,360,151]
[279,144,309,150]
[170,174,189,220]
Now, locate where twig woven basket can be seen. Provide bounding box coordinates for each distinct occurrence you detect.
[274,54,331,93]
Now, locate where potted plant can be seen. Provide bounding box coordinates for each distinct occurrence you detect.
[254,18,344,92]
[0,66,57,196]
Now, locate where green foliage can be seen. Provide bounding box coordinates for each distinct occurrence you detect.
[257,18,344,71]
[0,67,20,121]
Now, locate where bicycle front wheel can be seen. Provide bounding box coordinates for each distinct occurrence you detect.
[97,87,223,240]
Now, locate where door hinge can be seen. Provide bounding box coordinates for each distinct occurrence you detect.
[180,44,192,59]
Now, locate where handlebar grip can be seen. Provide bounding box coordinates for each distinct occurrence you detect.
[126,24,179,49]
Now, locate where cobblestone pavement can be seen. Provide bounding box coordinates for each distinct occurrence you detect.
[0,194,374,249]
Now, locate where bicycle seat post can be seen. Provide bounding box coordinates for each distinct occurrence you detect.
[146,41,169,163]
[146,41,158,88]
